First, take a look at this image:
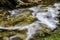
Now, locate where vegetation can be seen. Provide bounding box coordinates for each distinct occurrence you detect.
[41,28,60,40]
[0,0,60,40]
[30,28,60,40]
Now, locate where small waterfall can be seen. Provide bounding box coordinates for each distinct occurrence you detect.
[26,5,59,40]
[26,21,42,40]
[0,3,59,40]
[36,7,58,30]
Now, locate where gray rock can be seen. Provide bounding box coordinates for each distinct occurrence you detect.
[10,37,21,40]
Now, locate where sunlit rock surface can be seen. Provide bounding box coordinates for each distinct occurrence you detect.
[0,9,36,27]
[0,2,60,40]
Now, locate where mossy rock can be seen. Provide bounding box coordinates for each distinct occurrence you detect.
[0,0,41,10]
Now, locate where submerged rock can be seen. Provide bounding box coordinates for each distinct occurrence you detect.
[0,1,60,40]
[0,29,27,40]
[10,37,21,40]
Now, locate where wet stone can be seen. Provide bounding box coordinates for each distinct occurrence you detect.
[10,37,22,40]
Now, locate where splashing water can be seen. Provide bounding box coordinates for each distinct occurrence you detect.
[26,5,59,40]
[54,3,60,10]
[36,7,58,30]
[0,3,59,40]
[26,21,42,40]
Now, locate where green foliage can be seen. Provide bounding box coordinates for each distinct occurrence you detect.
[40,28,60,40]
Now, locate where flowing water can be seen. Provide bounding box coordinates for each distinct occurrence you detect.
[0,3,60,40]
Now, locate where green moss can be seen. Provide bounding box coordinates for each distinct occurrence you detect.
[40,28,60,40]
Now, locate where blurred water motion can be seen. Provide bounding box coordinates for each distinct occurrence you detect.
[0,3,60,40]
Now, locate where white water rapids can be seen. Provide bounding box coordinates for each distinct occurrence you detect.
[0,3,60,40]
